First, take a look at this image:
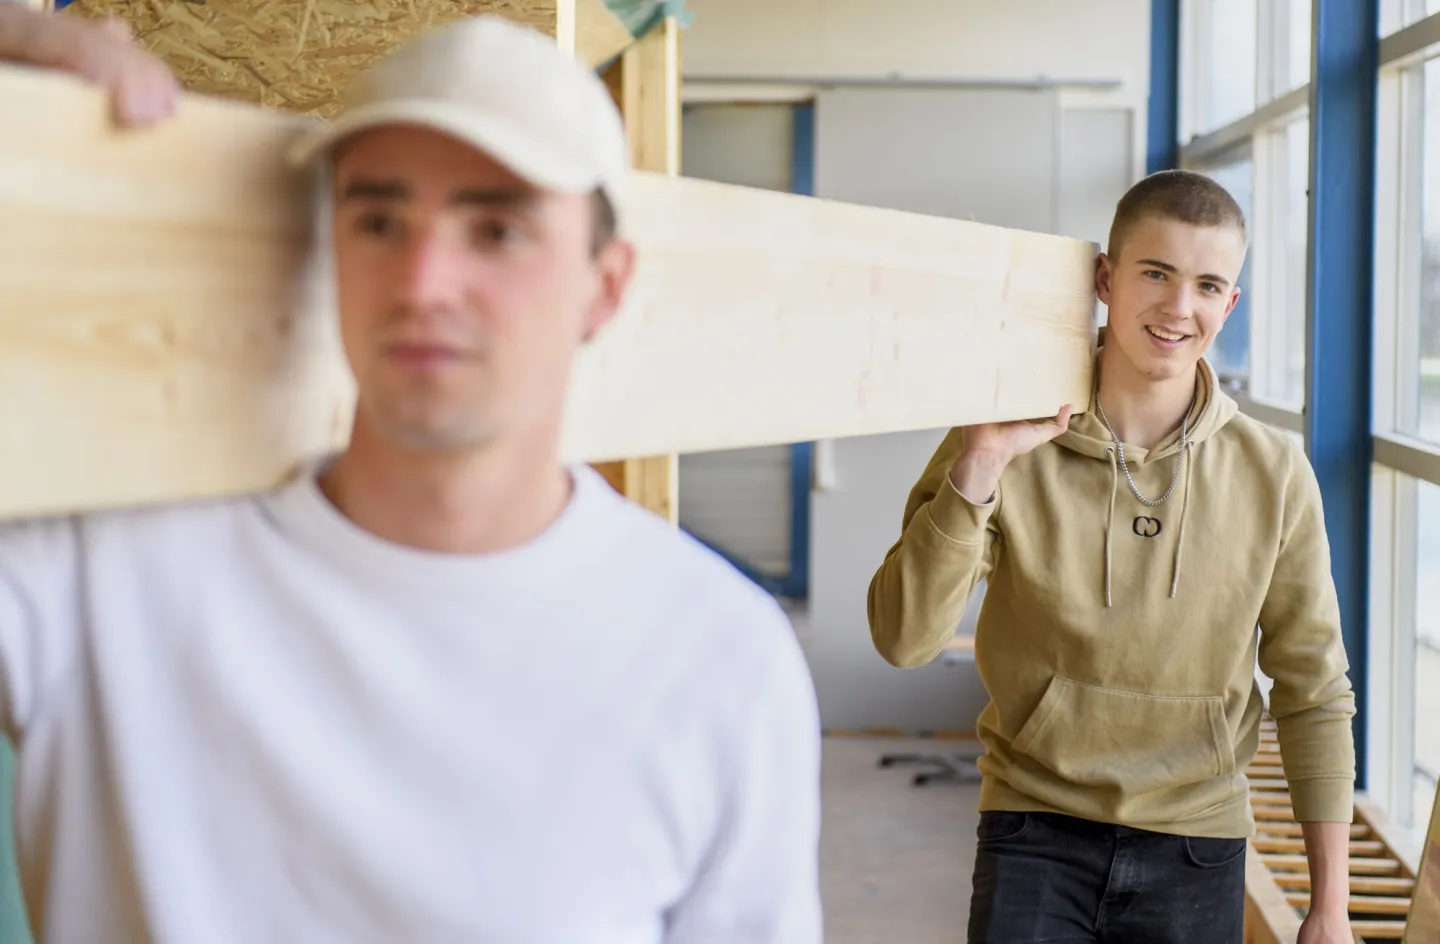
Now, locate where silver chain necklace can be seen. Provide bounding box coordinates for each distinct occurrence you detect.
[1094,392,1196,507]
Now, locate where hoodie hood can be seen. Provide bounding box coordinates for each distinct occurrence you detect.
[1053,353,1239,607]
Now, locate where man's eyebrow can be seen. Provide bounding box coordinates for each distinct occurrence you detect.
[1134,258,1177,272]
[340,179,409,201]
[1134,257,1233,289]
[450,187,542,209]
[337,180,540,209]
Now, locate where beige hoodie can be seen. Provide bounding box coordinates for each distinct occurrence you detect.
[867,356,1356,838]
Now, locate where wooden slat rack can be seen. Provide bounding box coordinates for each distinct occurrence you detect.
[1244,716,1422,943]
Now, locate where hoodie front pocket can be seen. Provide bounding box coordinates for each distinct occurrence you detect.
[1010,676,1235,795]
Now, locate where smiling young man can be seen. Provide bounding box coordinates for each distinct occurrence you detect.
[868,170,1356,944]
[0,15,822,943]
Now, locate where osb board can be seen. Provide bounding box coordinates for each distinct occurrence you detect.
[0,63,1097,521]
[61,0,628,117]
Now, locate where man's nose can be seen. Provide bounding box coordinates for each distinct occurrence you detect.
[1162,282,1198,318]
[399,223,466,308]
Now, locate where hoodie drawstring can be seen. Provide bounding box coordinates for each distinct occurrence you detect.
[1104,440,1193,606]
[1170,441,1193,599]
[1104,446,1117,608]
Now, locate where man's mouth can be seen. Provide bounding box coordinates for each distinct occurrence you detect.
[1145,325,1189,344]
[386,342,466,368]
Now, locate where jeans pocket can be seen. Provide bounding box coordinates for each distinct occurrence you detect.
[1182,835,1247,869]
[976,811,1033,845]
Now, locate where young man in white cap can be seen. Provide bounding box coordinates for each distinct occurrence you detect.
[0,13,823,943]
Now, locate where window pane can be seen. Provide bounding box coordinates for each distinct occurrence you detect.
[1415,479,1440,831]
[1202,156,1255,389]
[1287,0,1311,92]
[1415,60,1440,442]
[1269,117,1309,407]
[1205,0,1259,131]
[1383,0,1440,32]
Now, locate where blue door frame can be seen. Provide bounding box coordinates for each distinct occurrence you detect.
[683,102,816,601]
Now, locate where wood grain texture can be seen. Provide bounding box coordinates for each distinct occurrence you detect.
[0,63,1097,521]
[590,16,682,523]
[1406,789,1440,943]
[1246,845,1302,944]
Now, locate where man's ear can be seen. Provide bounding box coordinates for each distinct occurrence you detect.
[1095,252,1116,306]
[582,237,637,344]
[1221,285,1242,324]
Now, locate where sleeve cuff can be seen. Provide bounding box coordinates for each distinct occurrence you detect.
[925,473,997,544]
[1287,777,1356,824]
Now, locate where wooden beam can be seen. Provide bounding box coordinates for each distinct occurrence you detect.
[1407,787,1440,943]
[575,0,633,67]
[0,62,1097,522]
[591,16,682,523]
[1245,845,1302,944]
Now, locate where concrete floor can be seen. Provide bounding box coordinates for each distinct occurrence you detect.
[820,736,982,944]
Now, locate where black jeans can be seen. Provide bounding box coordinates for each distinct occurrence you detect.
[967,811,1247,944]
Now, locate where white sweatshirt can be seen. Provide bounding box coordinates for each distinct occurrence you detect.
[0,462,822,944]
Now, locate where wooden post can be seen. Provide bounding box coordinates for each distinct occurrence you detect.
[592,18,682,525]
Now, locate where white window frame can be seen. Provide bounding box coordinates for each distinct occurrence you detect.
[1369,11,1440,833]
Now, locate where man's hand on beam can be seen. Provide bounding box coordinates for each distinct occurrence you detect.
[0,5,178,127]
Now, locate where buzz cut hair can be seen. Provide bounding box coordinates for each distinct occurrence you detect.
[1106,169,1249,262]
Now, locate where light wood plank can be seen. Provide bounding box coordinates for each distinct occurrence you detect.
[1354,797,1423,879]
[1261,855,1402,876]
[1256,822,1370,840]
[1285,893,1411,916]
[0,63,1098,521]
[590,15,682,522]
[1246,845,1302,944]
[1271,873,1416,896]
[1352,919,1407,938]
[1251,837,1386,857]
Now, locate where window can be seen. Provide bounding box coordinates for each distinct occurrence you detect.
[1388,56,1440,445]
[1200,155,1255,388]
[1184,0,1260,136]
[1418,58,1440,442]
[1406,477,1440,830]
[1252,117,1309,406]
[1383,0,1440,35]
[1371,15,1440,837]
[1285,0,1312,93]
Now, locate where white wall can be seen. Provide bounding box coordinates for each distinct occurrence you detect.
[680,0,1153,180]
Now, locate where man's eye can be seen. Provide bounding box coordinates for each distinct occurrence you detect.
[1199,281,1220,293]
[472,219,520,247]
[355,212,399,238]
[1143,270,1165,280]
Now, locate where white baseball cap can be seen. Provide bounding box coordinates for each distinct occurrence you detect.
[285,15,630,220]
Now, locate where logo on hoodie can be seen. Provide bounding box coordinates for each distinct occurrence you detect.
[1133,516,1163,538]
